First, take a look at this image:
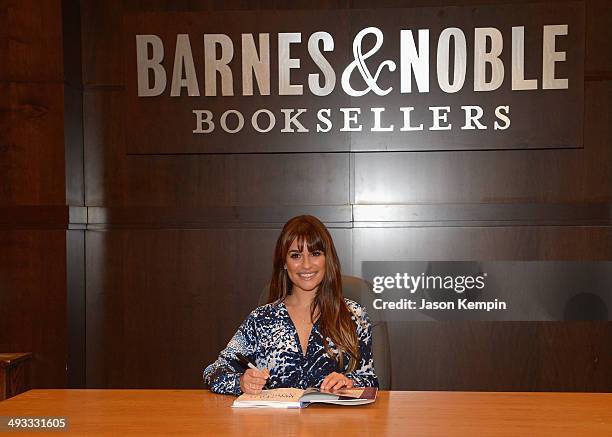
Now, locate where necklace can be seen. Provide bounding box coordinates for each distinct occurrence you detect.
[285,302,315,326]
[298,315,313,326]
[292,309,313,326]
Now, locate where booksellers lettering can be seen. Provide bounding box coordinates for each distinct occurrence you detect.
[125,3,583,153]
[136,25,567,134]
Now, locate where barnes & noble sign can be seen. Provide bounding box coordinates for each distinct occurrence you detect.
[125,2,584,153]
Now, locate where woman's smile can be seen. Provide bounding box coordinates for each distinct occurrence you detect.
[297,271,317,279]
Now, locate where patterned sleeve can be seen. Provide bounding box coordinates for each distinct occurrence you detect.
[345,304,379,388]
[202,311,258,395]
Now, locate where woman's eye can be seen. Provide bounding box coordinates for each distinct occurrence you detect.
[311,251,322,256]
[290,253,301,259]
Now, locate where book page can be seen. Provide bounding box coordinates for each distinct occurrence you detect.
[236,388,305,403]
[331,388,366,399]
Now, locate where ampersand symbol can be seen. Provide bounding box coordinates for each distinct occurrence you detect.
[341,27,396,97]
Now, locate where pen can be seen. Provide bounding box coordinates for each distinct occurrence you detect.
[235,352,270,388]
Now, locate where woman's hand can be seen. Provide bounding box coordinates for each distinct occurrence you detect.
[239,368,270,394]
[320,372,354,392]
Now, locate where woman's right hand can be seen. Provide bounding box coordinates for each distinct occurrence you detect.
[239,368,270,394]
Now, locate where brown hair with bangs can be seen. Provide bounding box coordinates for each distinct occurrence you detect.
[267,215,359,372]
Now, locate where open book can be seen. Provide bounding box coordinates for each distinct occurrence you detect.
[232,387,378,408]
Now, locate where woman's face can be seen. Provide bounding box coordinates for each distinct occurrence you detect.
[285,238,326,294]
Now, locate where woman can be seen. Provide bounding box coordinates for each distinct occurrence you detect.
[203,215,378,395]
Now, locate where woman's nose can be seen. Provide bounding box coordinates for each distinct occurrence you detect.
[302,254,311,268]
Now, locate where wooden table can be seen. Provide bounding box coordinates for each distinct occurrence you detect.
[0,390,610,436]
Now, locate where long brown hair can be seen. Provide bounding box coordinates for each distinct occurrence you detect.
[267,215,359,372]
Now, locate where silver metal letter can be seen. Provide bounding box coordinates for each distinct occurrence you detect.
[511,27,538,90]
[204,34,235,96]
[242,34,270,96]
[278,33,303,95]
[437,28,467,94]
[170,34,200,97]
[542,25,569,89]
[400,29,429,93]
[136,35,166,97]
[474,27,504,92]
[308,32,336,97]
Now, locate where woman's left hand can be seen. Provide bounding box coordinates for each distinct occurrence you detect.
[320,372,354,392]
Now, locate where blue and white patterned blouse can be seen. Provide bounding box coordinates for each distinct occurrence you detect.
[203,298,378,395]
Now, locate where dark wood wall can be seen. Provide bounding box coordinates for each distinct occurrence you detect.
[0,0,84,388]
[1,0,611,391]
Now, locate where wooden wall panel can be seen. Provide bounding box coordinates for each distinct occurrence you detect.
[586,0,612,76]
[80,0,123,86]
[61,0,83,89]
[83,89,350,207]
[0,0,83,390]
[389,321,611,391]
[85,228,351,388]
[0,83,66,205]
[0,230,67,388]
[67,230,85,387]
[352,226,612,391]
[64,84,85,206]
[80,0,353,87]
[77,0,612,392]
[0,1,64,82]
[353,81,611,204]
[80,0,611,84]
[352,227,612,264]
